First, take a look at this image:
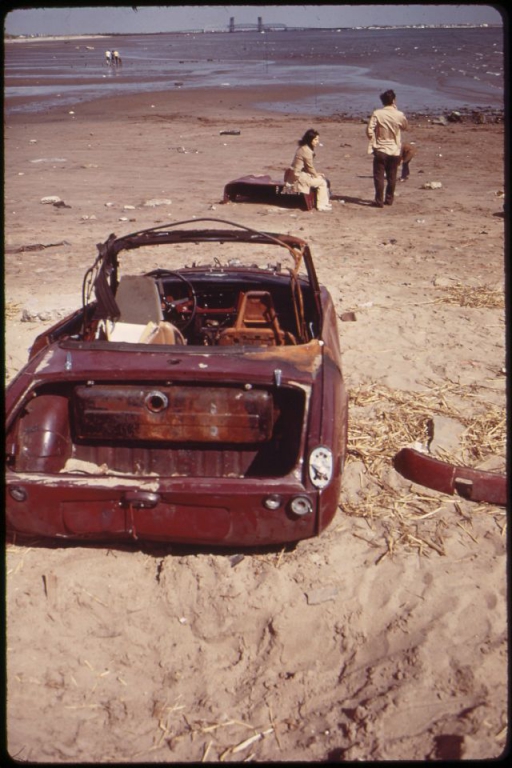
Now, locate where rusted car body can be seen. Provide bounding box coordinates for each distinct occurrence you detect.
[6,219,348,546]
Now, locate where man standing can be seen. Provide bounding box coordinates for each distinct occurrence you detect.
[367,89,408,207]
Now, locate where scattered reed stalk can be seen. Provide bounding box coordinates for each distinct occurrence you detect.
[344,380,506,553]
[5,301,22,319]
[434,283,504,309]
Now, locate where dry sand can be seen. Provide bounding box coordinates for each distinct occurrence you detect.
[5,86,507,762]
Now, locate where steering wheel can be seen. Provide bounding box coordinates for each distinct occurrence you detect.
[156,271,197,331]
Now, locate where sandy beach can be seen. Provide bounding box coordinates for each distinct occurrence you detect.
[5,84,507,762]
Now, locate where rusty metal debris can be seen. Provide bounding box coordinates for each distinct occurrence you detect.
[394,447,507,506]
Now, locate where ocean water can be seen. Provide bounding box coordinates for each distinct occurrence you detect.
[4,26,504,117]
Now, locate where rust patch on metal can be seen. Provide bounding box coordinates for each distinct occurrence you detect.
[73,385,276,444]
[244,339,323,373]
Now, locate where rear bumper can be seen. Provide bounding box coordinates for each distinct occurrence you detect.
[6,473,338,546]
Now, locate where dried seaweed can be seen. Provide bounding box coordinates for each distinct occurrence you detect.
[344,381,506,553]
[434,283,504,309]
[5,301,22,319]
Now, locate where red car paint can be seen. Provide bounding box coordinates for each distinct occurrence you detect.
[6,219,348,546]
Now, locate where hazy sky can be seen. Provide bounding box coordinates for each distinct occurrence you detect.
[4,4,504,36]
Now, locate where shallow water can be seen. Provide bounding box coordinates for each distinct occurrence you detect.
[4,27,504,117]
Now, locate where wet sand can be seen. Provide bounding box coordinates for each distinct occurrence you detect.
[6,83,339,122]
[5,25,504,119]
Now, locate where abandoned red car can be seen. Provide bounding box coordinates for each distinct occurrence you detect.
[6,218,348,546]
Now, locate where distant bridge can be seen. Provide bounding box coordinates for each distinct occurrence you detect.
[228,17,287,33]
[179,18,291,34]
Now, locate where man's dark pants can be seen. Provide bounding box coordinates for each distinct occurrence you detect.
[372,150,401,205]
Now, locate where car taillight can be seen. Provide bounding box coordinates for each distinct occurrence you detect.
[10,486,28,502]
[263,494,283,510]
[289,496,313,517]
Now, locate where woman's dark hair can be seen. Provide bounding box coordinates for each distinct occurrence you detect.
[380,89,396,106]
[298,129,319,148]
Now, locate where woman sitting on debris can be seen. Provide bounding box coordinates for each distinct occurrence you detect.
[285,129,331,211]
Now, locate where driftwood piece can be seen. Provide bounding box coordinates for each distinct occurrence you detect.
[6,240,71,253]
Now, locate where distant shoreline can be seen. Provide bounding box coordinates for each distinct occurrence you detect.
[4,23,500,42]
[4,34,115,43]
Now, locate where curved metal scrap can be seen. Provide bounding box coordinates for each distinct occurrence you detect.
[394,447,507,506]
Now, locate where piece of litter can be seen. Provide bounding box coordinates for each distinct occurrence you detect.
[232,728,274,754]
[143,198,172,207]
[306,586,338,605]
